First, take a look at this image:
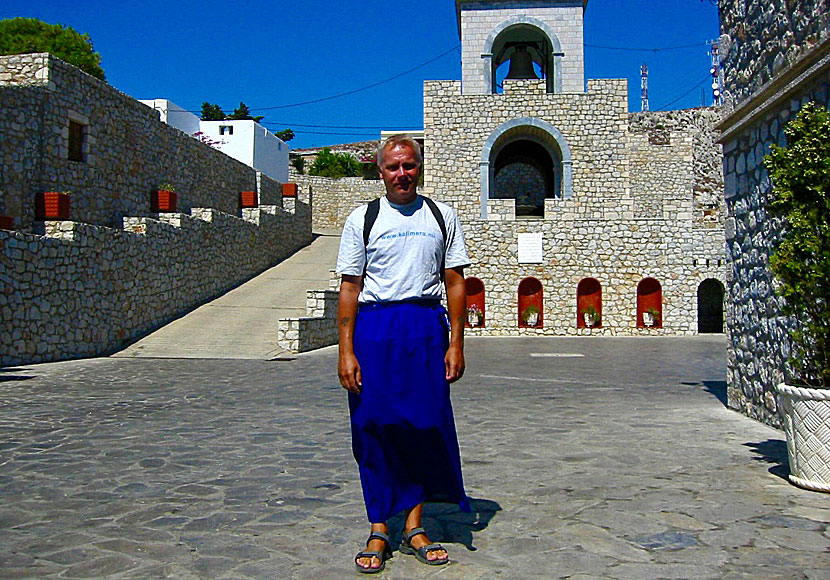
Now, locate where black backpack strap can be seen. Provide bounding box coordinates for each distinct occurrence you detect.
[363,197,381,248]
[421,196,448,281]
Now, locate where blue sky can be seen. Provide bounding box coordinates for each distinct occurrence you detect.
[2,0,720,149]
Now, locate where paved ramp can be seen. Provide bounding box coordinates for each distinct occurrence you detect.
[113,231,341,360]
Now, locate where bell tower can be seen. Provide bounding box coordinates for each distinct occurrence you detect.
[456,0,588,95]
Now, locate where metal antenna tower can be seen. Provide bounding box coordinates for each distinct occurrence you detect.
[709,41,723,106]
[640,62,649,111]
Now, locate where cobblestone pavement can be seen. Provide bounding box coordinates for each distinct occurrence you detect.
[1,336,828,579]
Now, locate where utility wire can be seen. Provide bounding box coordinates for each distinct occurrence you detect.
[654,72,712,110]
[251,44,460,111]
[259,121,404,130]
[585,41,709,52]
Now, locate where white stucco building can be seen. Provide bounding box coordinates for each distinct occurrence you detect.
[140,99,289,183]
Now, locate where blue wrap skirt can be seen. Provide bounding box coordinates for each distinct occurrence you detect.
[350,300,470,523]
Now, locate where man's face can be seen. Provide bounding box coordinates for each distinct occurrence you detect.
[378,144,421,204]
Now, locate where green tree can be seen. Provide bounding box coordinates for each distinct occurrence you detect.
[0,17,105,80]
[200,102,226,121]
[290,155,305,174]
[308,148,362,178]
[764,102,830,388]
[228,101,264,123]
[275,128,295,142]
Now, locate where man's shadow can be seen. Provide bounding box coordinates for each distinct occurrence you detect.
[388,497,502,551]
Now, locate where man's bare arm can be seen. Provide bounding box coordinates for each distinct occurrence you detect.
[444,267,466,383]
[338,274,363,394]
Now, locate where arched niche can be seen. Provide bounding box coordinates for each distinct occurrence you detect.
[518,277,543,328]
[698,278,725,333]
[577,278,602,328]
[483,16,563,94]
[480,117,573,219]
[637,278,662,328]
[465,277,486,328]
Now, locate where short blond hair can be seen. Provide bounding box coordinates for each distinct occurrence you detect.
[376,134,422,167]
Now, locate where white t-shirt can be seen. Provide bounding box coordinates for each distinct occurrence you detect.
[336,195,471,303]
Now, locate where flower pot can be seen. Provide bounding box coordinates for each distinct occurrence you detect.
[525,313,539,327]
[152,190,177,212]
[643,312,655,327]
[0,215,13,230]
[583,313,595,327]
[282,183,298,198]
[775,383,830,493]
[240,191,258,208]
[36,192,70,220]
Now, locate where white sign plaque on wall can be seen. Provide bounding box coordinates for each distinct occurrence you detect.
[518,232,544,264]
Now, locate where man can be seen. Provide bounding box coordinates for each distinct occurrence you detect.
[336,135,471,573]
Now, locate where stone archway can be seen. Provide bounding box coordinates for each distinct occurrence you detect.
[480,118,573,218]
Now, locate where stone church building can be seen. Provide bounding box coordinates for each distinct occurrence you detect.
[414,0,726,335]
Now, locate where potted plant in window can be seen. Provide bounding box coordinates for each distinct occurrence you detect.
[583,305,601,328]
[521,304,540,327]
[36,191,71,220]
[643,307,660,328]
[152,184,177,212]
[467,304,484,328]
[765,102,830,493]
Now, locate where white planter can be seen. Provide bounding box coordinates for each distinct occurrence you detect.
[643,312,655,327]
[583,313,595,327]
[775,383,830,493]
[525,313,538,327]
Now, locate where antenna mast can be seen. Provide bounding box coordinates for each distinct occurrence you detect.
[709,41,723,106]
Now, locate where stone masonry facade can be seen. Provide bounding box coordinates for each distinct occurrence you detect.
[718,0,830,426]
[421,78,725,336]
[0,54,313,365]
[287,171,384,232]
[458,0,586,94]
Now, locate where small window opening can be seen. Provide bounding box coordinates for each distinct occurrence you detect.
[68,120,86,162]
[220,125,233,135]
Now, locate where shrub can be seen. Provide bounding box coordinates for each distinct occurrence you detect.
[308,148,362,178]
[764,102,830,388]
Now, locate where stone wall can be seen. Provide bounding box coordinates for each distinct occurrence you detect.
[1,203,311,365]
[0,53,313,365]
[718,1,830,426]
[288,170,384,231]
[0,53,279,230]
[423,78,726,336]
[719,0,829,107]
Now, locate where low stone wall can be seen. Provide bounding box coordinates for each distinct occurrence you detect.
[277,289,338,352]
[1,202,311,366]
[289,171,383,231]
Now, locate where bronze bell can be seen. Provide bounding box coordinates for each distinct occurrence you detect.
[505,45,539,80]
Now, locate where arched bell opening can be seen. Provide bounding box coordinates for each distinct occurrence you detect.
[465,277,486,328]
[637,278,663,329]
[485,19,561,94]
[577,278,602,329]
[518,277,543,328]
[697,278,724,333]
